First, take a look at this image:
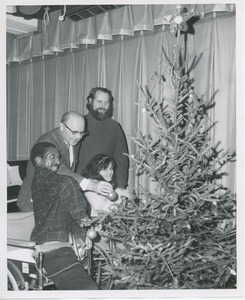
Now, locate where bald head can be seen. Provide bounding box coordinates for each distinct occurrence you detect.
[61,111,85,124]
[60,111,87,146]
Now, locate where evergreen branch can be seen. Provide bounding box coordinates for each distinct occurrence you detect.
[161,255,179,288]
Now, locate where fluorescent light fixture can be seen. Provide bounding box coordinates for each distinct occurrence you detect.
[6,13,40,35]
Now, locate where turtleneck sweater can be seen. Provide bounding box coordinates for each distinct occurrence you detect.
[76,113,129,188]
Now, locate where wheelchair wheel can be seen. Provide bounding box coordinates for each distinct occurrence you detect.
[80,245,113,290]
[93,245,113,290]
[7,260,26,290]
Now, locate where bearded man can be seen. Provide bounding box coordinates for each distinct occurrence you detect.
[76,87,129,189]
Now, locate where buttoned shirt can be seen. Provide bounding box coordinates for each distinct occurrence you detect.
[31,167,88,245]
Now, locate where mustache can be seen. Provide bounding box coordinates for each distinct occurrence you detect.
[96,108,106,112]
[89,103,113,119]
[91,108,111,120]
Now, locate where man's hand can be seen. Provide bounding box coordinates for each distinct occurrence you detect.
[88,179,113,196]
[80,216,92,228]
[75,237,86,248]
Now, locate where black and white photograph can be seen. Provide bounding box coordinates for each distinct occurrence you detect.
[1,0,244,299]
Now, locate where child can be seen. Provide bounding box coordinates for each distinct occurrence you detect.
[83,154,131,250]
[82,154,130,217]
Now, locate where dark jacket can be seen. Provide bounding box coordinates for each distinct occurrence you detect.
[17,127,83,212]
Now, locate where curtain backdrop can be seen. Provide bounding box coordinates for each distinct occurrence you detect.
[6,5,236,191]
[6,4,235,63]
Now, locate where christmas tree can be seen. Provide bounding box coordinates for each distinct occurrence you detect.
[96,36,236,290]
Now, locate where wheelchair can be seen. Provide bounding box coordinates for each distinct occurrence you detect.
[7,212,113,290]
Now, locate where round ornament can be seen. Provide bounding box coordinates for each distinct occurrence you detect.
[107,190,118,201]
[174,15,183,24]
[86,229,97,240]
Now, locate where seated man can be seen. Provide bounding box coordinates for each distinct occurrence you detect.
[30,141,98,290]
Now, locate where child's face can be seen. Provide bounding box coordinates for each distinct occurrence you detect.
[98,162,114,182]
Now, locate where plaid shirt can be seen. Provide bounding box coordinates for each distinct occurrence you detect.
[31,167,88,245]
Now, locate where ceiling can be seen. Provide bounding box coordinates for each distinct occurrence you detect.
[9,5,125,21]
[62,5,125,21]
[6,5,126,35]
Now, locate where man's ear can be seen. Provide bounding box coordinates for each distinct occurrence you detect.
[35,156,42,167]
[88,98,92,104]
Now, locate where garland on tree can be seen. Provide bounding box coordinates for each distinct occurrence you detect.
[95,41,236,290]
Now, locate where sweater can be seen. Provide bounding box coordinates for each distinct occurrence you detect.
[76,113,129,188]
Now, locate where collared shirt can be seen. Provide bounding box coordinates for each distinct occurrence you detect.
[31,167,88,245]
[63,140,89,190]
[64,141,74,167]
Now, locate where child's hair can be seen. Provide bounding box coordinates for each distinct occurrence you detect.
[82,154,117,188]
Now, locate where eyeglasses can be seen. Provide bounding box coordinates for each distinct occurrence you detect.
[62,123,89,137]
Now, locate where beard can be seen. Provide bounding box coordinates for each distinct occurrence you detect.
[90,105,112,121]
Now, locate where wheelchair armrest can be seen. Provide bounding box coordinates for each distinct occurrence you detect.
[7,238,36,249]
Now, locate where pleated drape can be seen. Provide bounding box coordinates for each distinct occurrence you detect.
[6,4,235,63]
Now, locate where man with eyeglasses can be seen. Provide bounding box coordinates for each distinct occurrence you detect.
[17,111,113,212]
